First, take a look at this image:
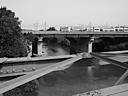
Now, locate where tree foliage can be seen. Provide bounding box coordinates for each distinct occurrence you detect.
[39,29,44,31]
[23,32,35,43]
[46,27,57,31]
[0,7,39,96]
[93,37,128,52]
[0,7,28,57]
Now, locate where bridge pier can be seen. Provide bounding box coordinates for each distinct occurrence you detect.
[32,38,38,56]
[32,37,44,56]
[38,37,43,55]
[88,37,94,53]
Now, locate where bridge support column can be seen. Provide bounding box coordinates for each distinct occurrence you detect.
[32,37,44,56]
[32,38,38,56]
[88,42,92,53]
[88,37,94,53]
[38,37,43,55]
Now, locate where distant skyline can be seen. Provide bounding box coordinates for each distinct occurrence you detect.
[1,0,128,30]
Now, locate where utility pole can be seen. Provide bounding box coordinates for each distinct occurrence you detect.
[45,21,46,31]
[37,22,38,30]
[106,23,108,27]
[90,22,91,29]
[118,24,120,28]
[34,23,36,30]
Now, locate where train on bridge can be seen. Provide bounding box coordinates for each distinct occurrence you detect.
[60,26,128,32]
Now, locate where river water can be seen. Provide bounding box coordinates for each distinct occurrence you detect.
[34,46,128,96]
[37,59,128,96]
[1,62,127,96]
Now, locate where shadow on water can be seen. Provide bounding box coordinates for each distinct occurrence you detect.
[37,58,127,96]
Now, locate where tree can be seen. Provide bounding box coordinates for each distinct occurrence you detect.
[0,7,28,57]
[23,32,36,55]
[39,29,44,31]
[23,32,35,43]
[46,27,57,31]
[0,7,39,96]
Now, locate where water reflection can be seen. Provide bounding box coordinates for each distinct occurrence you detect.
[37,59,127,96]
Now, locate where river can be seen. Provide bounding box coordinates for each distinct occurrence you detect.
[33,44,128,96]
[37,59,127,96]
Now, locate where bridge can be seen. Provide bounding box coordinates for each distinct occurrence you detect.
[22,30,128,56]
[22,31,128,37]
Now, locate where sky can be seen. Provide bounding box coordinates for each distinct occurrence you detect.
[1,0,128,30]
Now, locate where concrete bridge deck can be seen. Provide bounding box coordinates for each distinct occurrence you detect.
[22,31,128,37]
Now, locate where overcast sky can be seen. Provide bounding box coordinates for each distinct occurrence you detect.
[1,0,128,29]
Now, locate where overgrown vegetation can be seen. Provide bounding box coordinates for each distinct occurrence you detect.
[93,37,128,52]
[23,32,35,43]
[46,27,57,31]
